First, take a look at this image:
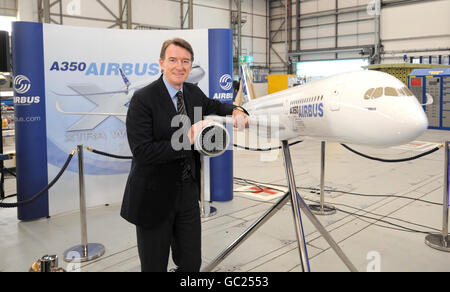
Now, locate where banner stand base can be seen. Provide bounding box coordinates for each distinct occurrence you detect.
[201,205,217,218]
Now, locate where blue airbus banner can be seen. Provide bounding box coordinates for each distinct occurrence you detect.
[12,22,234,219]
[12,22,49,221]
[208,29,234,202]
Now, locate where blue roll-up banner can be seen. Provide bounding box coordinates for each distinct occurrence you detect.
[12,22,49,221]
[12,21,234,220]
[208,29,234,202]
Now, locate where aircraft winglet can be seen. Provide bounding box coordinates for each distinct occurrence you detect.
[234,64,257,107]
[119,68,131,93]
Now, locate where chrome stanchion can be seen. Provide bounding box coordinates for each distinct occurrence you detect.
[64,145,105,263]
[425,141,450,252]
[200,155,216,218]
[309,141,336,215]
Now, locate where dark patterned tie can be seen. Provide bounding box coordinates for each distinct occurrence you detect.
[176,91,191,180]
[176,91,186,116]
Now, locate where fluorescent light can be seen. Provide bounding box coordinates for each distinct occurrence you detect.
[0,16,17,34]
[0,91,13,97]
[297,59,369,79]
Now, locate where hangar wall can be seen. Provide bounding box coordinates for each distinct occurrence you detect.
[381,0,450,63]
[7,0,450,74]
[15,0,268,74]
[270,0,450,74]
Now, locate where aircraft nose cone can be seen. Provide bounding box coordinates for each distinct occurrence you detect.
[414,108,429,133]
[377,102,429,147]
[400,105,429,142]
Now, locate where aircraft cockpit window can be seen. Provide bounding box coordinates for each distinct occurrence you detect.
[364,88,375,99]
[385,87,399,97]
[372,87,383,99]
[402,87,413,96]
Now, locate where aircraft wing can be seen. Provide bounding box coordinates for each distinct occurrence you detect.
[205,114,282,138]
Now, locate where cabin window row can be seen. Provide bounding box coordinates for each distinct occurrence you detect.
[364,87,414,99]
[290,95,324,106]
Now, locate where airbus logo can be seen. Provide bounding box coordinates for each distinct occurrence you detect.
[14,75,31,94]
[219,74,233,91]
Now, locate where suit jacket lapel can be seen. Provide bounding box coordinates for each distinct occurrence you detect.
[156,76,178,120]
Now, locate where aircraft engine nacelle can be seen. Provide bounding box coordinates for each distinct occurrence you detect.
[194,122,230,157]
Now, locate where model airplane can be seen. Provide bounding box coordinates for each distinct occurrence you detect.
[208,65,429,148]
[54,61,428,146]
[202,65,432,273]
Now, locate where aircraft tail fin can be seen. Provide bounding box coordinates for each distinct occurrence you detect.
[119,68,131,93]
[234,63,256,106]
[422,93,434,106]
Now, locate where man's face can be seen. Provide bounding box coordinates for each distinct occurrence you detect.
[159,44,192,90]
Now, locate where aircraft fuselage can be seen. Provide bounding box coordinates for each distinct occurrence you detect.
[243,70,428,147]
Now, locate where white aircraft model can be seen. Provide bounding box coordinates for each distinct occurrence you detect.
[210,65,429,148]
[54,61,428,147]
[201,65,431,273]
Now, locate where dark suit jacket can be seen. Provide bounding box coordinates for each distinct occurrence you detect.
[121,76,236,228]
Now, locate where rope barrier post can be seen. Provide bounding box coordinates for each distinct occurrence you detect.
[309,141,336,216]
[425,141,450,252]
[200,155,217,218]
[64,145,105,263]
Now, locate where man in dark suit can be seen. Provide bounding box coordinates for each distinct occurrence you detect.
[121,38,249,272]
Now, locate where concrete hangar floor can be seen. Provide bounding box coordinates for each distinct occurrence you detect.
[1,129,450,272]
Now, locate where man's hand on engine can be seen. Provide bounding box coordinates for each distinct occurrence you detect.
[189,120,213,145]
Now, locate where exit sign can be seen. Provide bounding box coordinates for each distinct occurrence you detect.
[239,56,253,64]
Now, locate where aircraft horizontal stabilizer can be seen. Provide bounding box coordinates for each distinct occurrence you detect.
[205,114,280,138]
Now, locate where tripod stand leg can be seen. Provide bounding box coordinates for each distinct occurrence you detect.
[281,141,310,272]
[201,192,290,272]
[202,141,357,272]
[296,193,358,272]
[282,141,358,272]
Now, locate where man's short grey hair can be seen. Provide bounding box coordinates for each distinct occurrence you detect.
[160,38,194,62]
